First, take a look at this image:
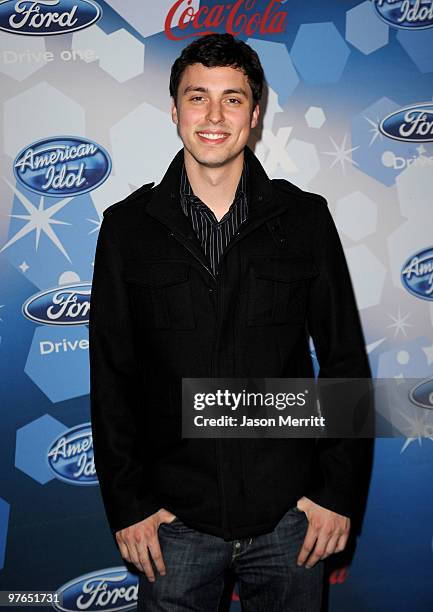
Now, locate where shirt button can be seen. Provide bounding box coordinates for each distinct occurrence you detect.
[234,542,241,549]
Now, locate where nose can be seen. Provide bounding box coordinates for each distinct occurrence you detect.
[206,99,224,124]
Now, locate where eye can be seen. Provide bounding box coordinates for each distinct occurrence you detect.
[227,98,241,104]
[190,96,205,102]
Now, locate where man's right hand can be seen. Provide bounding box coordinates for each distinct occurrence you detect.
[115,508,177,582]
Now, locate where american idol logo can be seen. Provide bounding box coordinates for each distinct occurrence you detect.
[14,136,111,197]
[409,377,433,410]
[0,0,102,36]
[379,103,433,142]
[401,247,433,300]
[22,283,91,325]
[373,0,433,29]
[47,423,96,485]
[54,567,138,612]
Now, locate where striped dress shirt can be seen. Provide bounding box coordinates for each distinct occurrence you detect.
[179,160,248,277]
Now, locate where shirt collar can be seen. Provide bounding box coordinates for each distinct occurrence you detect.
[180,159,248,205]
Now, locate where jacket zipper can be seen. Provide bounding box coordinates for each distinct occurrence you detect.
[166,229,231,538]
[163,206,288,540]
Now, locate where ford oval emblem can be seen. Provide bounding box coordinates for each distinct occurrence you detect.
[373,0,433,30]
[14,136,111,197]
[379,103,433,142]
[409,378,433,410]
[401,247,433,300]
[54,567,138,612]
[0,0,102,36]
[22,283,91,325]
[47,423,97,485]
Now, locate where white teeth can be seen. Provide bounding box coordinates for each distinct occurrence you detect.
[198,132,227,140]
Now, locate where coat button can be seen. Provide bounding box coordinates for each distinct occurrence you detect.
[208,288,214,294]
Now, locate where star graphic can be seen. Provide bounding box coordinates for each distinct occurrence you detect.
[416,144,427,156]
[364,115,384,147]
[87,215,102,234]
[422,344,433,366]
[322,133,359,175]
[1,178,73,262]
[19,260,29,273]
[366,338,386,353]
[386,307,413,338]
[399,408,433,453]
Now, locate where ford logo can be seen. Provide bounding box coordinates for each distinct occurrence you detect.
[47,423,97,485]
[401,247,433,300]
[14,136,111,197]
[409,378,433,410]
[54,567,138,612]
[22,283,91,325]
[373,0,433,30]
[379,103,433,142]
[0,0,102,36]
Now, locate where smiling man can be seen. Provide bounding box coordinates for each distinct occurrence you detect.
[89,33,372,611]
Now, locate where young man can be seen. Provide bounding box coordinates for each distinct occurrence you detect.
[89,33,372,611]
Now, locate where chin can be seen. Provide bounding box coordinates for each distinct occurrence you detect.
[189,146,241,169]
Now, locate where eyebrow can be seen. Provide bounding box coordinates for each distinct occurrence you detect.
[183,85,248,98]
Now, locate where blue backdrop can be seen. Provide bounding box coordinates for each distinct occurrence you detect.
[1,0,432,610]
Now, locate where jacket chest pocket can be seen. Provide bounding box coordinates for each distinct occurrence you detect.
[246,256,319,326]
[124,261,195,330]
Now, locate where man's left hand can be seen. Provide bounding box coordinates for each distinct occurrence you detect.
[296,496,350,568]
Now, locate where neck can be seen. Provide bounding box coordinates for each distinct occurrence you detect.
[183,147,245,221]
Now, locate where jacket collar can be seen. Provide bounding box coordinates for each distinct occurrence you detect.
[145,145,288,258]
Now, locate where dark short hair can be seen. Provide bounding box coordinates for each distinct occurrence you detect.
[169,33,264,108]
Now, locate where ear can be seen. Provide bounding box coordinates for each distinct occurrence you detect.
[250,103,260,129]
[171,98,179,125]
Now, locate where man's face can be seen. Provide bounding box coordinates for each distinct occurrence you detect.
[171,62,259,168]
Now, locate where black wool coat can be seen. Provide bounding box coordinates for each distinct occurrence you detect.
[89,145,372,542]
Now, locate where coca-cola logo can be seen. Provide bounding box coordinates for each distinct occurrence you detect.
[164,0,287,41]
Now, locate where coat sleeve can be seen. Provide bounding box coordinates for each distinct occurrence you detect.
[89,213,161,536]
[304,197,374,520]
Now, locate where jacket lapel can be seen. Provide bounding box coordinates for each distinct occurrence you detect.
[144,145,290,270]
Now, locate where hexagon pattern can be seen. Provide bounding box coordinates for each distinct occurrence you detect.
[291,22,350,84]
[15,414,66,483]
[336,191,378,241]
[346,1,389,55]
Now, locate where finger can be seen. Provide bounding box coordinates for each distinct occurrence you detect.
[322,533,341,559]
[126,538,151,576]
[132,529,159,579]
[116,537,131,563]
[335,531,349,553]
[138,546,157,582]
[147,532,167,576]
[304,529,332,568]
[297,522,318,566]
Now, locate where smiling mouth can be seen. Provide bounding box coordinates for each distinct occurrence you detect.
[197,131,230,143]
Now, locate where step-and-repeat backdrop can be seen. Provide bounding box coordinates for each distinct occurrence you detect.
[1,1,432,610]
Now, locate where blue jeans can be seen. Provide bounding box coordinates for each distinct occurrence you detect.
[138,506,324,611]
